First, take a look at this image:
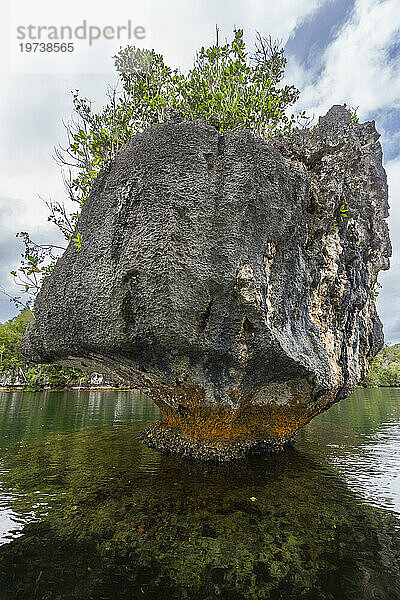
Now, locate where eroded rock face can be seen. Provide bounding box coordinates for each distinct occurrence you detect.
[22,106,391,460]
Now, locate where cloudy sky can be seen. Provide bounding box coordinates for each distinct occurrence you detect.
[0,0,399,340]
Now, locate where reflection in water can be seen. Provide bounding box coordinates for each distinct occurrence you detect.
[0,389,160,450]
[0,388,398,599]
[297,388,400,516]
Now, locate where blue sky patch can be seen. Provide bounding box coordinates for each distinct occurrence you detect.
[285,0,355,71]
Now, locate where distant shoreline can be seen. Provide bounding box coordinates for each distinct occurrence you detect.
[0,385,397,393]
[0,386,139,392]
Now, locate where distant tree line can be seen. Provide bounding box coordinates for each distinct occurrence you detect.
[360,344,400,387]
[0,309,89,390]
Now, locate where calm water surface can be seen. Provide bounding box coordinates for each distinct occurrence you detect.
[0,388,399,599]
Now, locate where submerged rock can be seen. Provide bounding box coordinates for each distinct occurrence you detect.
[22,105,391,460]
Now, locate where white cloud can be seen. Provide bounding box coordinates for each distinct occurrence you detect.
[243,0,331,40]
[0,0,333,235]
[2,0,331,76]
[288,0,400,119]
[377,156,400,341]
[386,156,400,260]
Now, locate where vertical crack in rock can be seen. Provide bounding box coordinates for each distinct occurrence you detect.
[198,299,213,333]
[21,106,391,461]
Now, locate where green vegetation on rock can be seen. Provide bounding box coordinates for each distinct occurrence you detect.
[9,28,303,307]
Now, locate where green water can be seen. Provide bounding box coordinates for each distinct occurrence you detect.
[0,388,399,600]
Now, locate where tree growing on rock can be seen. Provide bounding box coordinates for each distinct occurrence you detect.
[8,28,303,306]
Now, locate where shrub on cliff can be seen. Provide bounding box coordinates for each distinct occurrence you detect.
[9,28,302,306]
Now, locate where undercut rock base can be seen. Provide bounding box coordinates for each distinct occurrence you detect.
[21,106,391,463]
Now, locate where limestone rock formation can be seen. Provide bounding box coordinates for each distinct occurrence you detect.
[22,105,391,460]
